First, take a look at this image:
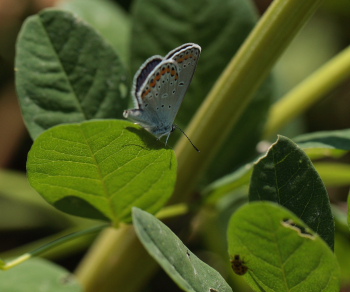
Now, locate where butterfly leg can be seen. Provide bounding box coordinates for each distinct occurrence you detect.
[164,132,172,146]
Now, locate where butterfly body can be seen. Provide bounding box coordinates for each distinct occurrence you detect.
[124,43,201,144]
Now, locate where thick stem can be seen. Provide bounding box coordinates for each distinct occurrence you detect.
[75,225,158,292]
[264,46,350,138]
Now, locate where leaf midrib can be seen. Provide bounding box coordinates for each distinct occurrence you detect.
[38,13,89,120]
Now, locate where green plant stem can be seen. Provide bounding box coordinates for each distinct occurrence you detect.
[156,203,189,219]
[173,0,324,203]
[0,224,107,270]
[314,162,350,187]
[1,225,97,261]
[75,225,158,292]
[264,45,350,139]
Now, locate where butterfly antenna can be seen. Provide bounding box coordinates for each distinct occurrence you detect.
[174,124,200,152]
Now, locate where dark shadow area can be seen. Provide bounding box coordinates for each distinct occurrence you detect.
[54,196,109,221]
[124,126,171,151]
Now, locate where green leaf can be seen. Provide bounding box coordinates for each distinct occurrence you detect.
[27,120,177,224]
[227,202,340,292]
[293,129,350,159]
[286,126,350,151]
[132,207,233,292]
[59,0,131,63]
[0,258,82,292]
[249,135,334,250]
[15,9,129,140]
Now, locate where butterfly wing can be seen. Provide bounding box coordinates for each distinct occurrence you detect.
[165,43,201,112]
[131,55,163,108]
[125,59,180,138]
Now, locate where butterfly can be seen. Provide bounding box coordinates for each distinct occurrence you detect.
[123,43,201,151]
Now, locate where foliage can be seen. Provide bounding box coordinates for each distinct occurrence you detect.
[1,0,350,291]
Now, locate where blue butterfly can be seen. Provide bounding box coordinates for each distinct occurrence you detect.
[123,43,201,151]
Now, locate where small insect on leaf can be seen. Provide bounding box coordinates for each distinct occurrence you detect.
[230,255,248,276]
[209,288,219,292]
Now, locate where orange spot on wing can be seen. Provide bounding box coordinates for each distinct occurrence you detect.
[142,88,151,99]
[177,53,193,63]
